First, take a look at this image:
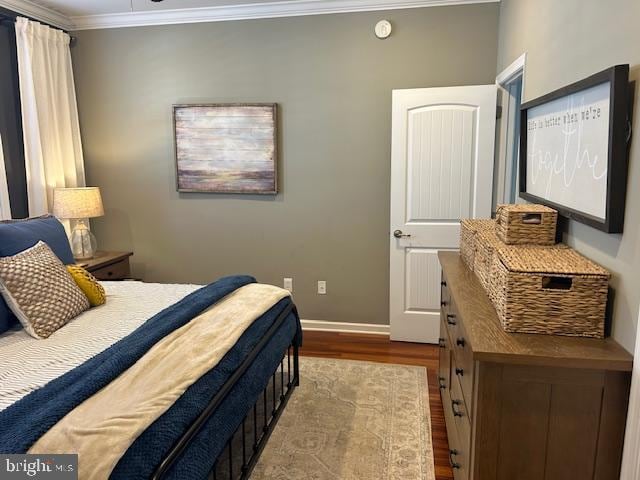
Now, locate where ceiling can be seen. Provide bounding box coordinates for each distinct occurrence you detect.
[0,0,499,30]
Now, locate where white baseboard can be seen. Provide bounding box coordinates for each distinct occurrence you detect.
[300,319,390,335]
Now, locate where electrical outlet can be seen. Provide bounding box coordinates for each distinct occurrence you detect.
[317,280,327,295]
[283,278,293,292]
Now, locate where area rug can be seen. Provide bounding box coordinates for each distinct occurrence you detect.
[252,357,435,480]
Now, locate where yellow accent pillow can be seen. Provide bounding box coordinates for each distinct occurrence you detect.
[66,265,106,307]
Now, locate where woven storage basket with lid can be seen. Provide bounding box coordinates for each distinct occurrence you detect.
[460,219,494,271]
[496,204,558,245]
[484,242,568,304]
[473,225,500,292]
[490,246,609,338]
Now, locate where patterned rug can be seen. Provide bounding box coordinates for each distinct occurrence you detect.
[252,357,435,480]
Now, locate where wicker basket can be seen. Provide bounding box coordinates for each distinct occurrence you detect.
[496,204,558,245]
[460,219,494,271]
[473,226,500,292]
[490,247,609,338]
[472,228,564,298]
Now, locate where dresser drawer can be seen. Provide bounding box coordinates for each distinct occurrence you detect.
[443,299,460,343]
[444,388,470,480]
[441,279,456,335]
[440,275,450,304]
[439,317,452,394]
[451,320,474,412]
[90,260,130,280]
[449,363,472,453]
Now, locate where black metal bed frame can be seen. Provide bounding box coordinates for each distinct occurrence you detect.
[151,303,300,480]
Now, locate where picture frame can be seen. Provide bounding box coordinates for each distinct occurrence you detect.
[174,103,278,194]
[519,65,632,233]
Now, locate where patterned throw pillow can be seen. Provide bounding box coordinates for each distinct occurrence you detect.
[0,241,90,339]
[67,265,106,307]
[0,215,75,334]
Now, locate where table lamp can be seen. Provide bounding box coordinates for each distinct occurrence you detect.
[52,187,104,260]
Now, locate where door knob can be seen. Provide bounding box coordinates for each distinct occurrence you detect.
[393,230,411,238]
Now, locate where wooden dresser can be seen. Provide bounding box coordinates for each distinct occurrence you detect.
[438,251,633,480]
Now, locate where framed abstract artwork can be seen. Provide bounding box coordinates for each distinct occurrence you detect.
[174,103,278,194]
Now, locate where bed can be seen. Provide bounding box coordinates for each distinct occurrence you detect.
[0,277,301,479]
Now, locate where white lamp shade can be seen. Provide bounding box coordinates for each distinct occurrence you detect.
[53,187,104,219]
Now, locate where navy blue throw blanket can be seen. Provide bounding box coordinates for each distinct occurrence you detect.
[168,310,299,480]
[113,298,300,479]
[0,275,257,454]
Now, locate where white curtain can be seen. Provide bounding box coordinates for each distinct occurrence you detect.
[15,16,85,217]
[0,135,12,220]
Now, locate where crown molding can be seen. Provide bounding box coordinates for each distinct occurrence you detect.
[0,0,74,30]
[71,0,498,31]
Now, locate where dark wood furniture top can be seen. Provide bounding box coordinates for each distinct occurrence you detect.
[77,251,133,281]
[438,251,632,371]
[439,251,632,480]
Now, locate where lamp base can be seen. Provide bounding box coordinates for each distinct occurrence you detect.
[71,220,97,260]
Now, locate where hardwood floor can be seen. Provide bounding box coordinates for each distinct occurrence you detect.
[299,331,454,480]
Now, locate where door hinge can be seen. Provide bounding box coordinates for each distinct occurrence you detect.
[496,105,503,120]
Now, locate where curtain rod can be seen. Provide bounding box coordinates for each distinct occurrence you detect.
[0,11,77,46]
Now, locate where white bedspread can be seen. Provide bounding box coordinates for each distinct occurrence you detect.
[0,281,200,411]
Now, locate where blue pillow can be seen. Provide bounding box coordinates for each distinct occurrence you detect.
[0,215,74,264]
[0,302,16,334]
[0,215,74,333]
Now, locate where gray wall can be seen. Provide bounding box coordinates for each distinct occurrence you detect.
[72,4,499,325]
[497,0,640,352]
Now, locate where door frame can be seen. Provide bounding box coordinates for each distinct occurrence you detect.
[496,52,527,90]
[494,52,526,208]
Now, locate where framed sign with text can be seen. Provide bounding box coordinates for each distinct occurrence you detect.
[519,65,632,233]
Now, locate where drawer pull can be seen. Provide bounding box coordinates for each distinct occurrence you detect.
[438,376,446,390]
[441,281,447,287]
[438,337,446,349]
[446,314,457,326]
[455,367,464,376]
[456,337,465,347]
[440,300,448,307]
[451,399,464,417]
[449,449,461,469]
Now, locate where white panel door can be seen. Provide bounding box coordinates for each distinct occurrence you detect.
[390,85,497,343]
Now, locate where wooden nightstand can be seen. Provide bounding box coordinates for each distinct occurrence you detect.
[77,251,134,281]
